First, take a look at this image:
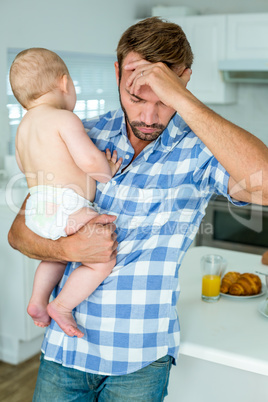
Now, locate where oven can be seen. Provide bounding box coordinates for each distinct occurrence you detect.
[195,196,268,255]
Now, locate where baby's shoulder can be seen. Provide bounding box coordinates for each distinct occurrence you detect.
[56,109,84,132]
[54,108,81,124]
[16,113,30,136]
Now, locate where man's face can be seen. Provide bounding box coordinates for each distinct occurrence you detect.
[115,52,182,143]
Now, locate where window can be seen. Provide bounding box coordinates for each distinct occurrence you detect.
[6,49,120,154]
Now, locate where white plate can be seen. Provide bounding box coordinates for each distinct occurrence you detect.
[258,299,268,318]
[220,285,267,299]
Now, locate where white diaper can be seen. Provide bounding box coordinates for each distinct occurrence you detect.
[25,185,98,240]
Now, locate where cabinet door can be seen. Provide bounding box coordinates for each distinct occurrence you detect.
[183,15,236,104]
[23,257,45,341]
[0,206,44,341]
[227,14,268,59]
[0,207,26,338]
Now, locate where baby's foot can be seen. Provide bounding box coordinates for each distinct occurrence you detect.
[27,301,51,327]
[47,300,84,338]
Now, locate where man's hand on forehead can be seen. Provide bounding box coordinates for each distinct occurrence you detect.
[124,59,192,109]
[124,59,191,88]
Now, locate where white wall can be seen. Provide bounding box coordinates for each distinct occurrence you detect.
[211,85,268,146]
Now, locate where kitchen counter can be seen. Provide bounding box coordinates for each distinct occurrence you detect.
[166,246,268,402]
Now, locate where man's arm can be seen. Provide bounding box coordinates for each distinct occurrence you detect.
[124,61,268,205]
[8,197,118,264]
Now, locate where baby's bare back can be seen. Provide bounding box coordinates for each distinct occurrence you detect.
[16,106,96,201]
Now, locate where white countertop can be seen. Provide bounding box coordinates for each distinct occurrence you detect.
[177,246,268,376]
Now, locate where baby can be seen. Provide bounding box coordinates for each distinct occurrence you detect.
[9,48,122,338]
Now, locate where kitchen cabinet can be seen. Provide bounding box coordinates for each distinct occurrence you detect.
[140,12,268,102]
[168,15,237,104]
[0,205,44,364]
[227,13,268,59]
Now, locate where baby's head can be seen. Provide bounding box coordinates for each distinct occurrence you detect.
[9,48,70,109]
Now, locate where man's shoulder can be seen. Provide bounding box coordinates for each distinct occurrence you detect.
[82,109,123,133]
[82,112,109,131]
[170,114,200,146]
[169,114,215,164]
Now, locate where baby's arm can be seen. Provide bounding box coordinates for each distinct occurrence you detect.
[59,111,122,183]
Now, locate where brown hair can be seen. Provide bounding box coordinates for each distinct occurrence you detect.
[9,48,69,109]
[116,17,194,79]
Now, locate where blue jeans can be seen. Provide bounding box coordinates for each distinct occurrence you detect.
[33,354,173,401]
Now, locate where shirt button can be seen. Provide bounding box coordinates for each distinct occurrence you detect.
[112,180,116,186]
[125,154,130,159]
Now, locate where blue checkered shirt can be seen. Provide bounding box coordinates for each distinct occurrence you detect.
[41,108,237,375]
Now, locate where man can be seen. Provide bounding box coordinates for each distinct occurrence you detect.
[8,17,268,401]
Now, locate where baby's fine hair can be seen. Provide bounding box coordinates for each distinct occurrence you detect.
[9,48,69,109]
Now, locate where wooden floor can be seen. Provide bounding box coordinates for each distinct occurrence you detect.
[0,354,40,402]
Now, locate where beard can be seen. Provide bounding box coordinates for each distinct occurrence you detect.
[119,94,175,142]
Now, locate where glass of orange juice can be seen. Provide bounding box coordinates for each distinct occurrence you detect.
[201,254,226,302]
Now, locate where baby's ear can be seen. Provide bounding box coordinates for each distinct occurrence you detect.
[59,74,68,93]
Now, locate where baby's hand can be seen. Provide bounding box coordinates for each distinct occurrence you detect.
[105,149,123,177]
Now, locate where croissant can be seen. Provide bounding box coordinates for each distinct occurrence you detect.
[229,273,262,296]
[262,251,268,266]
[220,272,241,294]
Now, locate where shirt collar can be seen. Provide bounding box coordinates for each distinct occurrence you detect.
[103,108,127,138]
[156,113,189,150]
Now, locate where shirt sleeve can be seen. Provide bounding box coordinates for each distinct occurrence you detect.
[212,160,247,206]
[194,143,248,207]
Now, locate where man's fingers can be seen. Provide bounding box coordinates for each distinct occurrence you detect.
[124,59,151,70]
[90,214,117,225]
[111,232,118,244]
[110,249,118,259]
[126,65,152,88]
[104,222,117,235]
[180,68,192,87]
[125,59,152,88]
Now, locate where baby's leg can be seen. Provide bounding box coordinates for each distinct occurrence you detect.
[27,261,67,327]
[47,207,115,337]
[47,258,116,338]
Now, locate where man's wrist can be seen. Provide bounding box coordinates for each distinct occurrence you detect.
[55,236,71,262]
